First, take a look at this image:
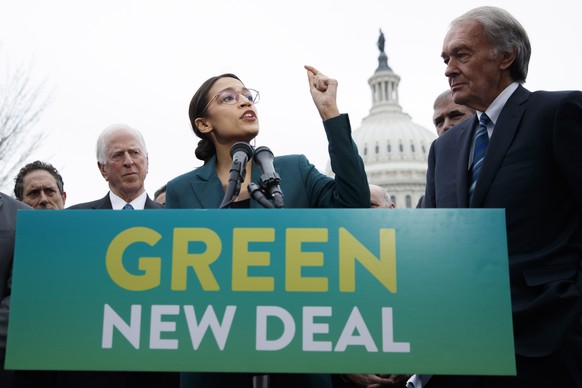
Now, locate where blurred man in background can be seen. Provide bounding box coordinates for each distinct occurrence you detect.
[14,160,66,210]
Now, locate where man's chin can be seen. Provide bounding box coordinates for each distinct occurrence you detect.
[120,185,145,196]
[452,91,468,105]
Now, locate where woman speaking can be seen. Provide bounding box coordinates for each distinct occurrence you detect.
[166,65,369,387]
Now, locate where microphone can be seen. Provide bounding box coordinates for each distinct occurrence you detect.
[219,142,253,209]
[253,146,284,208]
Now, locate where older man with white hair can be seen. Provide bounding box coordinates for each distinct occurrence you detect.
[68,123,161,210]
[63,124,176,387]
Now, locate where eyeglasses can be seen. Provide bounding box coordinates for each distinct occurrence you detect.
[204,88,260,112]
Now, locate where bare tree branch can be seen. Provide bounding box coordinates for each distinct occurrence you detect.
[0,55,52,193]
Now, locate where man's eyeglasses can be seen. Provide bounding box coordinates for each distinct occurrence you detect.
[204,88,260,112]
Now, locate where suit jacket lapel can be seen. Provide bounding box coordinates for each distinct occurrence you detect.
[191,157,225,208]
[96,194,113,209]
[144,196,162,209]
[471,85,529,207]
[456,117,477,208]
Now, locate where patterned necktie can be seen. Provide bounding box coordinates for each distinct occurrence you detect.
[468,113,490,201]
[122,203,134,210]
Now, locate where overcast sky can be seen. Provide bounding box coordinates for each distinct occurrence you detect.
[1,0,581,205]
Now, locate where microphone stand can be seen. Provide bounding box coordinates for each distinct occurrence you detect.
[248,182,274,208]
[249,184,275,388]
[253,374,270,388]
[249,169,284,209]
[249,148,284,387]
[218,143,271,387]
[219,159,244,209]
[261,173,284,209]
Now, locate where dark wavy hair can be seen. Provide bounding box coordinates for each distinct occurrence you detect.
[188,73,242,163]
[14,160,65,200]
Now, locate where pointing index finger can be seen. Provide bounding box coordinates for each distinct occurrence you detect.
[304,65,320,76]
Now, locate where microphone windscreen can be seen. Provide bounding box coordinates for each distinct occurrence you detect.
[230,142,253,160]
[253,146,274,166]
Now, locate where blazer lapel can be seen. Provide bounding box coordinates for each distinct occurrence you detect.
[471,85,529,207]
[455,117,477,208]
[187,156,265,209]
[191,157,225,208]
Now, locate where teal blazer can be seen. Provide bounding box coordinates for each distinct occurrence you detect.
[166,114,368,388]
[166,114,369,210]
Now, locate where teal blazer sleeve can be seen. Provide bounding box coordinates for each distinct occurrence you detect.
[166,114,369,209]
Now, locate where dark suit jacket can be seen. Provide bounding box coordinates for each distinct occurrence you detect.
[0,193,30,385]
[424,85,582,357]
[67,193,162,210]
[166,114,369,210]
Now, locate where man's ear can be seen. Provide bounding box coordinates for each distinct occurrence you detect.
[499,48,516,71]
[195,117,212,134]
[98,162,108,181]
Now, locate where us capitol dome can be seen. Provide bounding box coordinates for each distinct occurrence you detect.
[326,30,436,208]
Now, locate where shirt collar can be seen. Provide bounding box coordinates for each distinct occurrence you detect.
[109,191,147,210]
[478,82,519,128]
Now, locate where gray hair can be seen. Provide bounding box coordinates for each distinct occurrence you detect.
[96,123,148,164]
[452,6,531,83]
[369,184,391,205]
[381,188,391,203]
[433,89,453,110]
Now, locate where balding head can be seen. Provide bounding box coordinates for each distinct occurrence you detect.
[433,89,475,136]
[369,184,395,209]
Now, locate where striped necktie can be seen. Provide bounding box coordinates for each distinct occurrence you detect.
[468,113,490,201]
[122,203,134,210]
